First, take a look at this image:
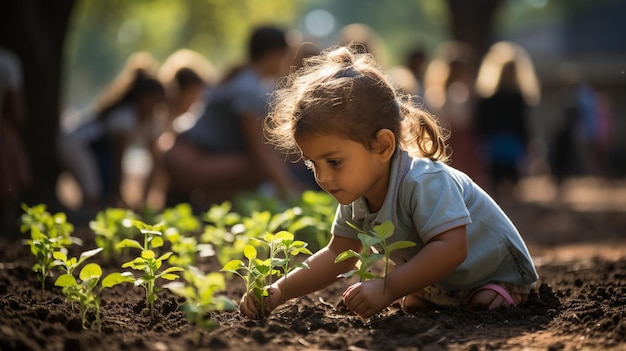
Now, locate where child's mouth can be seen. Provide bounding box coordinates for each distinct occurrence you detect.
[327,188,341,195]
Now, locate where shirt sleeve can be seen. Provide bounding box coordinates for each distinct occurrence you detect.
[330,204,360,240]
[403,170,472,243]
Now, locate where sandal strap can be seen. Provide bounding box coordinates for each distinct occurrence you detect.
[466,283,516,306]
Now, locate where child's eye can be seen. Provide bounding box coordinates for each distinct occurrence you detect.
[327,159,341,167]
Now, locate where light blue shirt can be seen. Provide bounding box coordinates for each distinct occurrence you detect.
[332,149,538,291]
[181,67,271,152]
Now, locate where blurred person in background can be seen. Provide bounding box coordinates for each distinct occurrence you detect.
[475,41,540,204]
[423,41,488,188]
[0,46,31,227]
[337,23,387,66]
[148,49,217,208]
[157,48,217,136]
[287,33,321,72]
[592,91,615,178]
[404,45,427,99]
[387,65,420,98]
[57,52,166,211]
[163,25,309,209]
[550,63,596,191]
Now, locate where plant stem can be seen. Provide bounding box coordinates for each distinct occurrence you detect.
[95,299,101,333]
[147,281,155,318]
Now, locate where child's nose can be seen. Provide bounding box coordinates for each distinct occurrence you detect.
[315,168,331,184]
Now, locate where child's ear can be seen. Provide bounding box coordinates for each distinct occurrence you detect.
[373,129,396,161]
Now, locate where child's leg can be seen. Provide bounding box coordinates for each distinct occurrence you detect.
[401,290,437,313]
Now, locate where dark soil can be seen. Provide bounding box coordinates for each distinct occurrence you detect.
[1,183,626,351]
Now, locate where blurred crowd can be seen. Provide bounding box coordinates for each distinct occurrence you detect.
[0,23,618,220]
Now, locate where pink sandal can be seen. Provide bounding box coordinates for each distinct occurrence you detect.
[466,283,516,306]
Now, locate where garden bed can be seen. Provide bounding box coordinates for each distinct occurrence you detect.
[1,191,625,351]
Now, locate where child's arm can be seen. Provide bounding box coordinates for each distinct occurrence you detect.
[343,225,468,318]
[240,235,362,318]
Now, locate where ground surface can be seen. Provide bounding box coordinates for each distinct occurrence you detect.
[1,177,625,351]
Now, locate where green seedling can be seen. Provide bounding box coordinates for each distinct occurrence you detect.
[224,208,301,261]
[221,231,311,318]
[233,190,336,251]
[116,220,184,318]
[164,266,236,345]
[335,221,415,292]
[155,203,201,236]
[55,263,133,332]
[156,203,215,268]
[53,247,103,310]
[20,203,78,291]
[232,189,288,217]
[89,208,138,260]
[20,203,76,242]
[200,201,243,265]
[54,247,103,276]
[295,190,337,250]
[221,244,275,318]
[164,229,214,268]
[257,231,312,295]
[239,210,286,243]
[202,195,331,265]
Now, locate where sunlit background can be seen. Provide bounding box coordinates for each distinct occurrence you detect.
[58,0,625,206]
[1,0,625,215]
[62,0,625,109]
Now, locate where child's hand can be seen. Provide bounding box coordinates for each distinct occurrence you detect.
[239,285,283,319]
[342,280,395,319]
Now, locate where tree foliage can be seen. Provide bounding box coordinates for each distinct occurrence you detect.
[64,0,304,106]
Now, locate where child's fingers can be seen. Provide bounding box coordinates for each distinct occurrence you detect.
[267,287,283,311]
[342,283,360,306]
[342,281,361,299]
[343,286,368,314]
[239,294,259,318]
[347,297,374,319]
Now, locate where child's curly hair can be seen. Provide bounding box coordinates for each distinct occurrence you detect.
[265,45,449,163]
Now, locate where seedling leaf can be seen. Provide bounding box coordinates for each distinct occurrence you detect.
[373,221,395,239]
[221,260,245,272]
[53,251,67,261]
[244,245,257,260]
[79,263,102,281]
[78,247,104,262]
[117,239,143,250]
[160,273,180,280]
[386,240,416,252]
[55,273,77,287]
[141,250,155,259]
[161,266,185,275]
[102,272,135,288]
[357,232,383,247]
[335,250,359,263]
[150,236,164,248]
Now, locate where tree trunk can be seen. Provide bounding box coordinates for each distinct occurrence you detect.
[446,0,502,71]
[0,0,75,210]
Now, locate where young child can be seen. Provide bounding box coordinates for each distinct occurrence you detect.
[240,45,538,319]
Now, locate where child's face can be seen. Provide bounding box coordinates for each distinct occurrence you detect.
[296,133,391,211]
